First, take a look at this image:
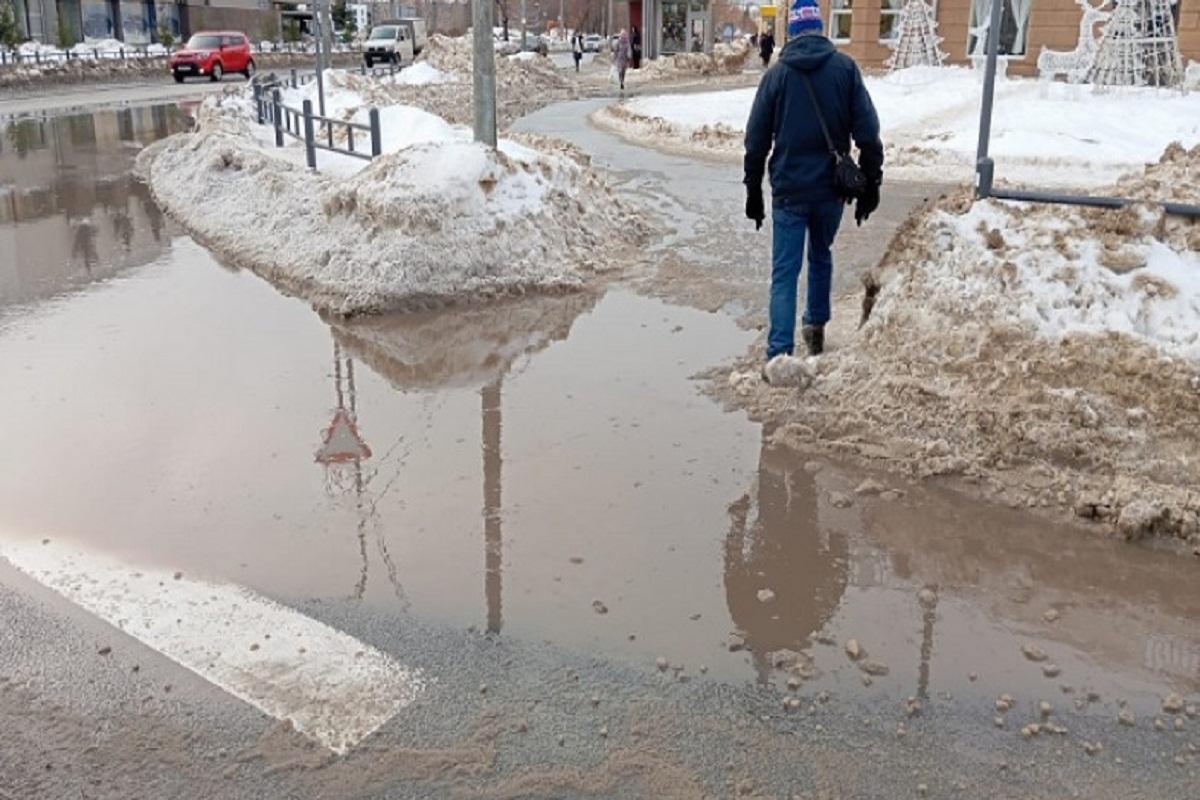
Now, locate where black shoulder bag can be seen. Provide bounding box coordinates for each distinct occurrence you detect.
[799,72,869,202]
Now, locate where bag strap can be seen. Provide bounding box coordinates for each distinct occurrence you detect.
[798,72,840,159]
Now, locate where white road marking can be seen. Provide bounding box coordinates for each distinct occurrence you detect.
[2,539,426,754]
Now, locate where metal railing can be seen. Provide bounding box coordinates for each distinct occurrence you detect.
[972,0,1200,219]
[254,77,382,170]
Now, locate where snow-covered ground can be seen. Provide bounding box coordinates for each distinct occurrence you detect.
[724,143,1200,543]
[137,79,646,314]
[596,66,1200,189]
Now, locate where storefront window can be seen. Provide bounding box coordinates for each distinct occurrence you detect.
[879,0,903,40]
[155,3,180,40]
[968,0,1031,56]
[662,0,687,52]
[829,0,852,42]
[121,0,154,44]
[81,0,116,39]
[56,0,83,43]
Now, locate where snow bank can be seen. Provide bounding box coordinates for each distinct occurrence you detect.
[392,62,453,85]
[286,36,580,127]
[137,86,648,315]
[596,66,1200,189]
[722,144,1200,545]
[632,38,753,82]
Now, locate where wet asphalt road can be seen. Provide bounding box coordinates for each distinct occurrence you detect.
[1,87,1198,799]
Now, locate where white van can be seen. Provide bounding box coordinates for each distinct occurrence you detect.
[395,18,428,55]
[363,22,416,67]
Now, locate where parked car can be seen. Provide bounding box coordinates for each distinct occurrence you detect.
[583,33,603,52]
[169,31,254,83]
[363,21,416,67]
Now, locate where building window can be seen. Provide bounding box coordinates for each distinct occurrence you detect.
[662,0,687,53]
[829,0,852,42]
[879,0,903,40]
[968,0,1032,57]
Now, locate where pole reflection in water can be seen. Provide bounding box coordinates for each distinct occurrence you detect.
[327,292,600,633]
[483,379,503,635]
[316,341,406,605]
[917,584,938,700]
[724,436,849,683]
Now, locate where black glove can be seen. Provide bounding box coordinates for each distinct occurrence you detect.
[745,185,765,231]
[855,181,880,227]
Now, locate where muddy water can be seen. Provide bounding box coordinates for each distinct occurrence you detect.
[1,106,1197,732]
[0,105,190,308]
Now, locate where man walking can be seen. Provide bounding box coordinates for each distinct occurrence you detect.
[758,29,775,68]
[743,0,883,364]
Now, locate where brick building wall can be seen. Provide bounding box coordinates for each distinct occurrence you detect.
[827,0,1199,77]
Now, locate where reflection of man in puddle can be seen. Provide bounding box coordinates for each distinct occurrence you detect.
[725,438,848,682]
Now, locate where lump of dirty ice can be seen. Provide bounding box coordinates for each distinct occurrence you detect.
[763,354,815,388]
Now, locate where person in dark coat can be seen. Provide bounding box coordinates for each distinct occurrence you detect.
[631,26,642,69]
[743,0,883,363]
[758,30,775,67]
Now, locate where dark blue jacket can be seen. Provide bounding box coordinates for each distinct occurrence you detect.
[744,35,883,205]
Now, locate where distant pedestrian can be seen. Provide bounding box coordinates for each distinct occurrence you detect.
[743,0,883,365]
[759,30,775,68]
[572,32,584,72]
[614,28,631,90]
[631,26,643,69]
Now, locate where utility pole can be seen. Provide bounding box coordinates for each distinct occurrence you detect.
[314,0,329,117]
[520,0,526,49]
[472,0,497,147]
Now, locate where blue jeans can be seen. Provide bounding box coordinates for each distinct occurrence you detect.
[767,200,844,359]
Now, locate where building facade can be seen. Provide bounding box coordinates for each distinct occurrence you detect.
[630,0,1198,74]
[12,0,276,45]
[792,0,1198,76]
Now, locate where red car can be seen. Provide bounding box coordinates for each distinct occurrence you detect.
[169,31,255,83]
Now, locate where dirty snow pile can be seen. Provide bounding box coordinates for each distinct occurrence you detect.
[595,66,1200,188]
[136,88,646,315]
[723,144,1200,546]
[260,38,574,129]
[633,38,754,82]
[595,86,750,156]
[408,34,575,123]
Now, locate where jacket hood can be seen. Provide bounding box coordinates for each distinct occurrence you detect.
[778,34,836,71]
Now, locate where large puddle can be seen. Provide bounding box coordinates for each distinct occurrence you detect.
[1,108,1197,725]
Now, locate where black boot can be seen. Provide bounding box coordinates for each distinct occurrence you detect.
[801,324,825,356]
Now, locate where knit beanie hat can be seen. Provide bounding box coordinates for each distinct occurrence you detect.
[788,0,824,36]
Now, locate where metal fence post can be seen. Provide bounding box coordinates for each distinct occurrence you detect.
[973,0,1004,199]
[253,83,263,125]
[302,99,317,170]
[290,67,297,88]
[273,89,284,147]
[369,108,381,157]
